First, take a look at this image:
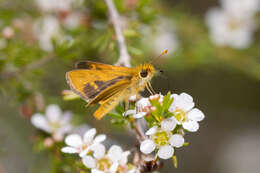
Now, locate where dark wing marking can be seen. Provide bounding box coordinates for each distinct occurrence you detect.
[87,76,132,105]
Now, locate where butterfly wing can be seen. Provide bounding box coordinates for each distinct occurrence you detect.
[75,61,132,72]
[66,69,132,102]
[66,69,134,119]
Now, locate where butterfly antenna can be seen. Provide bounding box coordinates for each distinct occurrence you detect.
[150,49,168,64]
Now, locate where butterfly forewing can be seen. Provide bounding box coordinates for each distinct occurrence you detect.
[66,69,133,104]
[75,61,132,72]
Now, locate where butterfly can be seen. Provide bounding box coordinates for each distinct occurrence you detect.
[66,61,156,120]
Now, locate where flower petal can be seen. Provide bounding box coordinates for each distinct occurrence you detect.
[60,111,72,124]
[91,144,106,159]
[46,104,62,122]
[61,147,78,153]
[158,145,174,159]
[136,98,150,110]
[65,134,83,147]
[180,93,195,112]
[109,162,119,173]
[124,109,136,116]
[145,126,158,135]
[161,118,177,131]
[56,124,73,135]
[183,120,199,132]
[31,113,52,133]
[94,134,106,143]
[171,93,194,112]
[119,151,130,165]
[140,139,156,154]
[107,145,123,162]
[91,169,104,173]
[133,112,146,119]
[170,134,184,148]
[79,147,90,157]
[82,155,96,169]
[187,108,205,122]
[83,128,96,143]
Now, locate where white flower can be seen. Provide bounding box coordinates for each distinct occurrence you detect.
[31,104,73,141]
[35,0,83,12]
[33,15,62,51]
[123,97,151,119]
[205,7,257,49]
[169,93,205,132]
[82,145,130,173]
[221,0,260,18]
[136,98,151,112]
[126,94,165,119]
[140,117,184,159]
[61,128,106,157]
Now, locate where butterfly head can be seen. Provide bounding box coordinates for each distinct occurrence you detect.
[138,63,155,81]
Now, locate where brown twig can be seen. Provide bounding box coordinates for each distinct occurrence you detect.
[132,119,146,142]
[104,0,131,67]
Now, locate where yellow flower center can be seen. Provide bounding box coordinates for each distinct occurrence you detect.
[81,144,88,151]
[228,17,242,31]
[174,109,187,123]
[152,130,170,146]
[50,121,61,129]
[97,158,111,171]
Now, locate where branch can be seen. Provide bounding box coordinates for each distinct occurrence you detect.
[132,119,146,142]
[104,0,131,67]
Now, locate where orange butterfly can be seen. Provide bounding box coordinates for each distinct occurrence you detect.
[66,61,156,119]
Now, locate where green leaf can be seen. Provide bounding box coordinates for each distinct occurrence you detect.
[162,91,173,113]
[115,104,125,114]
[107,113,123,119]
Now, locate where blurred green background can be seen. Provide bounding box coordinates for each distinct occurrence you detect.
[1,0,260,173]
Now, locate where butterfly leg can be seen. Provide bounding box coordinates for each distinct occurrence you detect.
[124,98,129,110]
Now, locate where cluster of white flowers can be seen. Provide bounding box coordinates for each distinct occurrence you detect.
[33,0,84,51]
[35,0,83,12]
[31,104,73,141]
[126,93,205,160]
[205,0,260,49]
[31,104,139,172]
[62,128,139,173]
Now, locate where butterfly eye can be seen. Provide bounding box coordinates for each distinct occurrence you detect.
[140,70,148,78]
